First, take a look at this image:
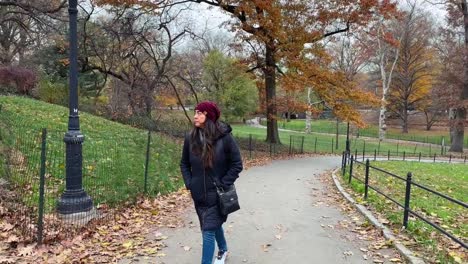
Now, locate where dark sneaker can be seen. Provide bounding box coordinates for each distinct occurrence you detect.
[214,250,228,264]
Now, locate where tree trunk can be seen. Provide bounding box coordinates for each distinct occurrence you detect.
[305,87,312,133]
[377,23,400,141]
[265,44,281,144]
[379,102,387,141]
[424,111,433,131]
[450,0,468,152]
[402,106,408,133]
[449,107,466,152]
[144,87,153,118]
[463,0,468,101]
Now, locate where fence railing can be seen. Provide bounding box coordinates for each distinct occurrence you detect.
[265,118,468,148]
[0,117,183,243]
[341,152,467,250]
[234,132,467,163]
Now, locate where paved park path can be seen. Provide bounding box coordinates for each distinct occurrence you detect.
[121,156,402,264]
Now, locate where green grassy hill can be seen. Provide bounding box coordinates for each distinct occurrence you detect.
[0,96,183,211]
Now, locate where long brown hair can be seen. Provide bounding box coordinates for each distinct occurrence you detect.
[190,119,222,168]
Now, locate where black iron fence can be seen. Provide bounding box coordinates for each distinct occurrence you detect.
[0,118,184,243]
[351,148,467,164]
[265,118,468,148]
[341,152,467,250]
[0,122,308,243]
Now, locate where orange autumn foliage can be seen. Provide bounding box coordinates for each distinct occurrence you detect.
[96,0,398,137]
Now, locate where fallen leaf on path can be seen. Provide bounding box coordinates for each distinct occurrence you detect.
[6,235,18,243]
[343,250,353,256]
[389,258,402,263]
[262,244,272,252]
[183,246,191,251]
[275,234,282,240]
[17,244,35,256]
[0,257,15,263]
[0,223,14,231]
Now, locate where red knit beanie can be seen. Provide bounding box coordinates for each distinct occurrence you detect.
[195,101,221,123]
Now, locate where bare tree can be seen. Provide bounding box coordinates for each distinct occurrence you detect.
[81,4,190,117]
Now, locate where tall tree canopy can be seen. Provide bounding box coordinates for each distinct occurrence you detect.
[96,0,398,143]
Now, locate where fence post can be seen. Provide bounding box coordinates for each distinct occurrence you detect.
[342,152,347,175]
[249,134,252,159]
[301,136,305,154]
[144,130,151,193]
[378,141,381,155]
[388,150,390,160]
[289,135,292,155]
[433,153,436,162]
[331,138,334,154]
[355,149,358,159]
[364,159,370,200]
[374,149,377,161]
[341,152,345,171]
[348,155,354,183]
[314,137,317,153]
[449,154,452,163]
[403,172,413,228]
[418,152,421,162]
[397,143,399,155]
[363,141,366,160]
[441,136,445,155]
[37,128,47,245]
[403,151,406,161]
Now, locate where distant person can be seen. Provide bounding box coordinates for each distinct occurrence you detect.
[180,101,243,264]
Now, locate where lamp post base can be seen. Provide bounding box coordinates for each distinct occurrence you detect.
[57,189,93,215]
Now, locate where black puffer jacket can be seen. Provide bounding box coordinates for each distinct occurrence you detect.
[180,122,243,230]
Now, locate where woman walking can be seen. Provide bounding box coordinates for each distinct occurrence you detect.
[180,101,243,264]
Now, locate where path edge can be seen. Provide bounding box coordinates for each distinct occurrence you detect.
[331,168,425,264]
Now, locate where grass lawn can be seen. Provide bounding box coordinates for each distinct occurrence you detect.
[232,125,442,157]
[343,161,467,263]
[263,119,468,147]
[0,96,183,213]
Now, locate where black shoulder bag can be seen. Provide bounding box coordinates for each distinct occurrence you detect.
[210,135,240,215]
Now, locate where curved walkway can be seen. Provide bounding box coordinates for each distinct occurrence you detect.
[121,156,402,264]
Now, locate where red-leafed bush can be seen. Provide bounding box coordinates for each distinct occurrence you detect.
[0,66,37,95]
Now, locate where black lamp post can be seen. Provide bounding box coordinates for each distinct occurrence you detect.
[57,0,93,215]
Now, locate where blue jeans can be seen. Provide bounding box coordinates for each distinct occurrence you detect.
[201,226,228,264]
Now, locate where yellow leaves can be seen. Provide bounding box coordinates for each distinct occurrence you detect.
[449,251,464,263]
[122,241,133,249]
[58,58,69,67]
